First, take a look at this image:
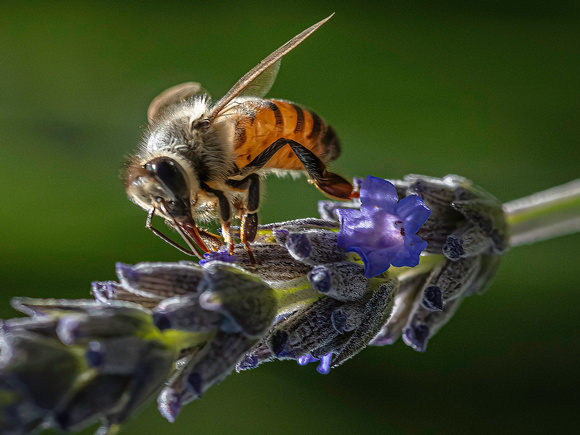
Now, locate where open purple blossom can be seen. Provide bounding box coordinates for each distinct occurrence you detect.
[337,176,431,278]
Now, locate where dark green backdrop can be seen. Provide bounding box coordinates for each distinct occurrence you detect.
[1,1,579,433]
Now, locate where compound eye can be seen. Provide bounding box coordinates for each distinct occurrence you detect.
[145,158,188,199]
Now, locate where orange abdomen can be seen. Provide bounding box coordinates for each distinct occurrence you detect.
[233,99,341,171]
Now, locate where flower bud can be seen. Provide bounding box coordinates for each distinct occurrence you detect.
[370,274,426,345]
[465,255,501,296]
[330,303,365,334]
[286,230,347,265]
[85,337,164,375]
[235,341,274,372]
[219,243,312,283]
[330,280,396,368]
[403,277,469,352]
[153,295,224,333]
[158,331,257,421]
[443,224,493,260]
[115,262,204,298]
[308,262,368,301]
[54,374,130,432]
[318,199,361,222]
[424,257,481,305]
[0,328,82,411]
[268,297,342,359]
[199,263,277,338]
[55,307,152,345]
[92,280,161,308]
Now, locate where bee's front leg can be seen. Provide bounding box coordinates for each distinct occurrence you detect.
[198,228,225,251]
[221,220,234,255]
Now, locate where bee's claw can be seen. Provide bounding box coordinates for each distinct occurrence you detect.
[244,242,256,265]
[349,190,360,200]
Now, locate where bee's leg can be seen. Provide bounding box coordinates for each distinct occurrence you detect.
[227,174,260,264]
[241,138,354,200]
[286,140,353,200]
[242,175,260,264]
[198,228,225,251]
[201,184,234,254]
[222,220,234,255]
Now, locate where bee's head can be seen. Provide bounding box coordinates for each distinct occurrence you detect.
[125,157,192,220]
[125,156,209,257]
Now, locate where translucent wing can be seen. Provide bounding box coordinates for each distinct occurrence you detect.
[238,59,281,99]
[207,13,334,124]
[148,82,209,124]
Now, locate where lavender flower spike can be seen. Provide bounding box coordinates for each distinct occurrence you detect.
[337,176,431,278]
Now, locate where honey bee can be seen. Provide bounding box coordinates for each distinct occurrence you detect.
[124,14,353,261]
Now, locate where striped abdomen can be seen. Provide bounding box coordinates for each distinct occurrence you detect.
[233,99,341,171]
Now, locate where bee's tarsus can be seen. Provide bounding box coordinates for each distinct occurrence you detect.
[243,240,256,265]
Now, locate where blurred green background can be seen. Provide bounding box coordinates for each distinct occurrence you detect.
[1,1,579,433]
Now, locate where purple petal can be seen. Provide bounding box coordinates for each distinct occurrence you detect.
[402,325,430,352]
[364,249,396,277]
[396,195,431,234]
[297,354,318,366]
[316,353,332,374]
[391,234,427,268]
[337,208,372,232]
[158,388,184,423]
[360,176,398,211]
[336,209,375,251]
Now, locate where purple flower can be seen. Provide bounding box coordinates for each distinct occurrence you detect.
[337,176,431,278]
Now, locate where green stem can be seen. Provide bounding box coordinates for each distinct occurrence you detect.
[503,179,580,247]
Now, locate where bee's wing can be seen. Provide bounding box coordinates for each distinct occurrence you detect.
[208,13,334,124]
[148,82,209,124]
[237,59,281,99]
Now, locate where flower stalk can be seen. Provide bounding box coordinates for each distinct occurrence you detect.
[503,179,580,247]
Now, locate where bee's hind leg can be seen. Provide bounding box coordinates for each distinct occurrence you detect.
[284,140,353,200]
[241,138,354,200]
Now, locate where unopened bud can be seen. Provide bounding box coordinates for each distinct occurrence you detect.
[153,296,224,333]
[200,263,277,337]
[115,262,204,298]
[308,262,368,301]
